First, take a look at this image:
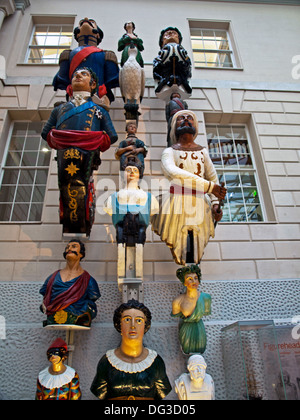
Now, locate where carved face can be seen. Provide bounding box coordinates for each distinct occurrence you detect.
[126,123,137,135]
[162,29,180,46]
[78,17,99,38]
[121,309,146,342]
[184,272,200,290]
[64,241,82,262]
[72,69,96,93]
[125,165,140,184]
[175,113,196,140]
[188,361,207,383]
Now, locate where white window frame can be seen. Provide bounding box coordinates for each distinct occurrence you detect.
[0,122,51,223]
[25,21,74,65]
[188,19,243,70]
[206,123,265,223]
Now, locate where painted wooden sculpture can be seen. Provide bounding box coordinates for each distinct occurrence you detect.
[42,68,118,236]
[118,22,145,123]
[104,134,158,301]
[53,17,119,108]
[171,265,211,355]
[90,300,172,400]
[153,27,192,101]
[40,239,100,329]
[151,110,227,266]
[35,338,81,400]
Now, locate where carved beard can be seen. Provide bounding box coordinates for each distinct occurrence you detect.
[175,123,196,139]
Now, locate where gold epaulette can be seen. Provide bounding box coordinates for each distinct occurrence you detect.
[104,50,118,65]
[59,49,71,64]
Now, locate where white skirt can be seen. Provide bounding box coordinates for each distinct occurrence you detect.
[151,191,215,266]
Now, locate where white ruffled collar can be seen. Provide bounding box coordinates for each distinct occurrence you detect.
[38,365,76,389]
[106,348,157,373]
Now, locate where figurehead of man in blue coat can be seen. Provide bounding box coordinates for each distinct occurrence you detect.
[53,17,119,105]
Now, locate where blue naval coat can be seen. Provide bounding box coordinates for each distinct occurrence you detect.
[53,46,119,98]
[41,100,118,145]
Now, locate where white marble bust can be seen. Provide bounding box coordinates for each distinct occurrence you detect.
[175,354,215,400]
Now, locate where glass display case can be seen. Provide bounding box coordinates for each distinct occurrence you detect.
[221,320,294,400]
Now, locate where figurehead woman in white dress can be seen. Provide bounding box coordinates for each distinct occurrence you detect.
[151,110,227,266]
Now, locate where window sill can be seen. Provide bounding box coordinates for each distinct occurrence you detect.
[17,63,59,67]
[194,66,244,71]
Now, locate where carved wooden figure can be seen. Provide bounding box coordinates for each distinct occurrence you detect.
[119,22,145,123]
[153,27,192,101]
[171,265,211,355]
[90,300,172,400]
[151,110,227,266]
[104,158,158,301]
[42,68,118,236]
[53,17,119,108]
[35,338,81,400]
[40,239,100,329]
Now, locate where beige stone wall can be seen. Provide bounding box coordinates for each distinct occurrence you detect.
[0,83,299,282]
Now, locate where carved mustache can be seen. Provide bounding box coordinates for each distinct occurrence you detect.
[63,250,79,259]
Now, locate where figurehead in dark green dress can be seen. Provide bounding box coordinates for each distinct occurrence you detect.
[90,300,172,400]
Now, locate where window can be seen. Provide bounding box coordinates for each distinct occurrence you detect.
[189,20,242,69]
[207,124,263,222]
[191,29,234,68]
[0,122,51,222]
[26,24,73,64]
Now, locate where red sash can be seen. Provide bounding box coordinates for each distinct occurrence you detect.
[170,184,204,196]
[47,129,111,152]
[68,46,107,98]
[69,46,103,79]
[43,270,91,316]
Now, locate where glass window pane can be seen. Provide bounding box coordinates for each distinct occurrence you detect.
[15,185,33,202]
[35,169,49,185]
[247,205,263,222]
[228,187,244,204]
[29,204,43,221]
[191,37,204,50]
[243,188,260,204]
[241,173,256,187]
[32,185,46,202]
[219,52,233,68]
[44,35,60,46]
[19,169,36,185]
[9,136,25,151]
[11,203,29,222]
[37,150,51,167]
[230,205,247,222]
[233,126,247,140]
[27,122,43,136]
[202,39,217,50]
[6,151,22,167]
[2,169,19,185]
[0,186,16,203]
[237,155,253,167]
[224,172,241,187]
[12,123,28,136]
[24,136,40,151]
[205,52,219,66]
[59,35,73,47]
[21,151,38,167]
[221,204,231,222]
[0,204,12,221]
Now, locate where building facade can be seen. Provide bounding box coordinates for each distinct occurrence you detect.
[0,0,299,400]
